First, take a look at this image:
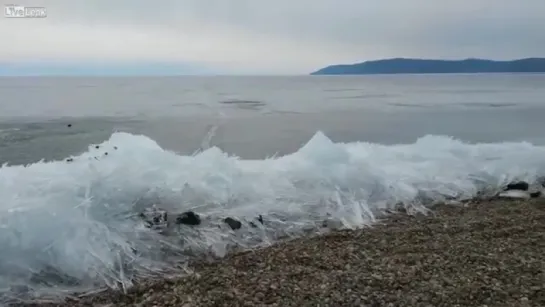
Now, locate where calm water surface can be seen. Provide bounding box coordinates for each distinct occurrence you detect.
[0,74,544,165]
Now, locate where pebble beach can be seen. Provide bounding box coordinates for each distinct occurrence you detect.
[21,197,545,307]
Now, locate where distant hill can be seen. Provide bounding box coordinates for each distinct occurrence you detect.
[310,58,545,75]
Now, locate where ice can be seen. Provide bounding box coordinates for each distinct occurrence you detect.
[1,131,545,302]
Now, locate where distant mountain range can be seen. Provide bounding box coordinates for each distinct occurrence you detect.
[310,58,545,75]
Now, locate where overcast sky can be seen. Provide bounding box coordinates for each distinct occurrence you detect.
[1,0,544,75]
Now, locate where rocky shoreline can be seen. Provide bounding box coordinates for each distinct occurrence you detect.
[20,196,545,307]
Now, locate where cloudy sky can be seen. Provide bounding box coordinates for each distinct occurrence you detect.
[1,0,544,75]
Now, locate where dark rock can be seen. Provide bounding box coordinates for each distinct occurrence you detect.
[67,124,72,128]
[95,145,100,149]
[140,206,168,232]
[114,146,118,150]
[29,266,80,287]
[505,181,529,191]
[104,152,108,156]
[250,215,264,228]
[66,158,73,163]
[9,284,30,295]
[223,217,242,230]
[154,211,167,224]
[530,191,541,198]
[176,211,201,226]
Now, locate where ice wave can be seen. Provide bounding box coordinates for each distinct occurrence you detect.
[1,131,545,303]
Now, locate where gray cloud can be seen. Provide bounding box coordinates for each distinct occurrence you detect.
[1,0,544,74]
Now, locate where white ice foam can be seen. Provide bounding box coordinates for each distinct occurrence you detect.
[1,131,545,302]
[498,190,531,199]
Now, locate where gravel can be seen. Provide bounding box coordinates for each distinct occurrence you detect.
[22,198,545,307]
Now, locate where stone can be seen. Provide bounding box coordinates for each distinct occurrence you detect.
[29,266,80,287]
[9,284,30,295]
[530,191,542,198]
[505,181,529,191]
[139,205,168,232]
[249,215,264,228]
[223,217,242,230]
[176,211,201,226]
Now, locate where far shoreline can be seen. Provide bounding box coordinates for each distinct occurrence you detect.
[311,58,545,75]
[1,72,545,78]
[310,72,545,76]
